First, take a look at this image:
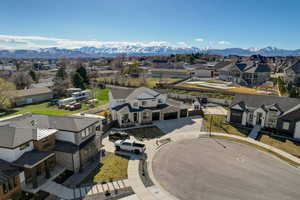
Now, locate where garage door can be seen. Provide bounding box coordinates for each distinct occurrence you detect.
[164,112,178,120]
[180,109,188,118]
[230,110,243,124]
[152,112,160,121]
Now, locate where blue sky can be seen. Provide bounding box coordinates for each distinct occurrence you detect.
[0,0,300,49]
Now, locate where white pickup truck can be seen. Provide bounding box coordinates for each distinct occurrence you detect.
[115,140,146,154]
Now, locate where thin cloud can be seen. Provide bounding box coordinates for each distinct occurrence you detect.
[218,40,231,45]
[0,34,173,49]
[195,38,204,42]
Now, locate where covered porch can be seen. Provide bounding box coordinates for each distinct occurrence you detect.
[13,150,65,193]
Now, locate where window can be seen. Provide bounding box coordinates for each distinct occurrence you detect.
[133,102,138,107]
[19,142,30,150]
[283,122,290,130]
[158,99,162,104]
[96,125,101,131]
[142,101,147,106]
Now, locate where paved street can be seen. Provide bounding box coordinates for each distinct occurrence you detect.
[152,138,300,200]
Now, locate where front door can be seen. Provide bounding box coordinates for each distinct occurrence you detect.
[256,113,263,126]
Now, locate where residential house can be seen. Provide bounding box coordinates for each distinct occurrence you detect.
[227,94,300,139]
[0,113,102,197]
[283,60,300,86]
[14,87,53,106]
[219,62,271,86]
[150,68,192,79]
[109,87,189,127]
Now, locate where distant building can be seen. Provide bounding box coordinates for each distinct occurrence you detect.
[219,62,271,86]
[283,60,300,86]
[14,87,53,106]
[150,68,192,79]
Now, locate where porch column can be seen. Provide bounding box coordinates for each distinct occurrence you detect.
[45,161,51,179]
[31,168,38,189]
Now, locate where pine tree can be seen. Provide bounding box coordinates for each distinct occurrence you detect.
[76,66,89,86]
[72,72,85,89]
[29,70,37,82]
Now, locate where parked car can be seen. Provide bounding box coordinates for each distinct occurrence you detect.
[115,140,146,154]
[109,132,129,140]
[65,103,81,110]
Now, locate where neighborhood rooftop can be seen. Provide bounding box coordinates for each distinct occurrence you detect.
[231,94,300,112]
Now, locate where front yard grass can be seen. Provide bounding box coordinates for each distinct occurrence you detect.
[125,126,165,141]
[258,134,300,158]
[203,114,249,137]
[92,153,129,182]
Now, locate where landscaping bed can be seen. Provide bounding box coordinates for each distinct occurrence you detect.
[125,126,166,141]
[139,159,154,187]
[203,114,249,137]
[258,134,300,158]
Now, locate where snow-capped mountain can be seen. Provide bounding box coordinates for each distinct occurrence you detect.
[0,45,300,58]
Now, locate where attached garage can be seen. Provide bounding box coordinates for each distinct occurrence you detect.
[180,109,188,118]
[152,112,160,121]
[230,109,243,124]
[164,112,178,120]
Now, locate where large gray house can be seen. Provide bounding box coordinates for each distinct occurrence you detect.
[227,94,300,139]
[109,87,189,127]
[219,62,271,86]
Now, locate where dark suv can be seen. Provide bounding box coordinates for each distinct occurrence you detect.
[109,132,129,140]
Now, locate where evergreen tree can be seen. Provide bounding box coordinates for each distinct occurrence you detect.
[72,72,85,89]
[76,66,89,86]
[29,70,37,83]
[55,66,68,79]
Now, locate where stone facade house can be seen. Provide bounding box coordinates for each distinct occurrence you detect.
[219,62,271,86]
[109,87,189,127]
[227,94,300,139]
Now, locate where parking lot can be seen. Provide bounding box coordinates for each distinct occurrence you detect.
[152,138,300,200]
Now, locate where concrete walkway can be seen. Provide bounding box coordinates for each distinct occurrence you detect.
[41,181,74,199]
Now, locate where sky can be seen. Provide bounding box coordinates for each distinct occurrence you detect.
[0,0,300,50]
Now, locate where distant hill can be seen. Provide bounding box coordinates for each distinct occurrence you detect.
[1,46,300,58]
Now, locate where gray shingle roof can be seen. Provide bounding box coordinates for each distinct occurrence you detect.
[0,159,20,184]
[0,113,99,148]
[13,150,54,167]
[110,87,135,99]
[231,94,300,112]
[0,122,35,148]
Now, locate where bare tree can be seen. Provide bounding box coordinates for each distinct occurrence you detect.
[11,72,33,89]
[0,78,16,110]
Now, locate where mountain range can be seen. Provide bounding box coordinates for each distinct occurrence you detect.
[1,46,300,58]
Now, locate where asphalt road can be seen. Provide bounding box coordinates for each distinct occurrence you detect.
[152,138,300,200]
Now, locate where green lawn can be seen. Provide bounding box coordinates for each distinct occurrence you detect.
[1,88,110,118]
[203,114,249,137]
[92,153,129,182]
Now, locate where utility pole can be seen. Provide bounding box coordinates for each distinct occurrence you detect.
[209,115,213,137]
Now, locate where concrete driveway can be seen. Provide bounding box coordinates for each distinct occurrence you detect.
[153,138,300,200]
